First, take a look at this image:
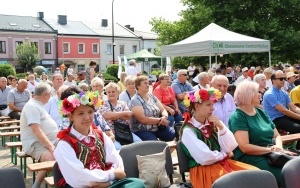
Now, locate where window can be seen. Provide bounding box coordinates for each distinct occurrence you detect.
[106,44,112,54]
[78,43,85,54]
[44,42,51,54]
[132,45,137,53]
[148,48,152,53]
[15,41,23,52]
[92,43,99,54]
[77,65,85,72]
[0,41,6,53]
[120,45,125,55]
[63,43,70,54]
[31,42,38,49]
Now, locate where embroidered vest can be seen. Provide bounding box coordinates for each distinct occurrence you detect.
[181,123,220,168]
[56,125,112,187]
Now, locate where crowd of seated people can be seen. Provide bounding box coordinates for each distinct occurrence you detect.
[1,63,300,187]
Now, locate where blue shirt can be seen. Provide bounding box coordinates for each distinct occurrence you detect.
[263,86,291,120]
[171,79,193,113]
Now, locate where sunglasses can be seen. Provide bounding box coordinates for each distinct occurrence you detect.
[275,77,286,81]
[181,74,188,76]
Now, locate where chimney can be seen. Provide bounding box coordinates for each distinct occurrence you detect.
[58,15,67,25]
[125,25,134,32]
[37,12,44,20]
[101,19,108,27]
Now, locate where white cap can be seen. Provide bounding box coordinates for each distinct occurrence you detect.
[242,67,248,72]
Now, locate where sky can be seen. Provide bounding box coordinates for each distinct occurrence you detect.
[0,0,185,32]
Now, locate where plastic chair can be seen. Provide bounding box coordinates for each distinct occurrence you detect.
[282,157,300,188]
[0,167,26,188]
[119,141,175,183]
[212,170,277,188]
[176,140,190,182]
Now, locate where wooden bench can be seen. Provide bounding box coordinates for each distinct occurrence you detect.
[16,151,35,178]
[5,141,22,164]
[0,131,20,145]
[0,116,13,121]
[0,125,20,131]
[28,160,56,183]
[44,176,54,187]
[0,120,20,126]
[167,140,177,149]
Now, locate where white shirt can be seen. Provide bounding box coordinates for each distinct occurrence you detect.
[27,81,39,93]
[44,96,61,129]
[181,117,238,166]
[54,126,123,187]
[187,65,195,76]
[193,84,209,91]
[266,79,272,89]
[63,80,76,87]
[212,93,236,127]
[126,66,138,76]
[235,75,251,86]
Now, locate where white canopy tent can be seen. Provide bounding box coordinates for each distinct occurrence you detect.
[161,23,271,67]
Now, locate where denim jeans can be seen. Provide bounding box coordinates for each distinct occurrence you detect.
[134,126,175,141]
[168,113,183,127]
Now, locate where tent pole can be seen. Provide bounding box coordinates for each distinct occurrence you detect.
[161,57,163,71]
[209,54,212,68]
[215,54,217,64]
[269,50,271,67]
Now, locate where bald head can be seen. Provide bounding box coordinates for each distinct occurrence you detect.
[211,75,229,97]
[17,79,28,92]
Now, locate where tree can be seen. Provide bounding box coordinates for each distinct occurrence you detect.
[0,64,16,77]
[150,0,300,67]
[16,43,40,72]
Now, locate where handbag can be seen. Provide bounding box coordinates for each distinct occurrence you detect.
[267,151,295,168]
[108,101,133,145]
[0,105,7,110]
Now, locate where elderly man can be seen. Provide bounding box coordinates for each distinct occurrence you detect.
[211,75,236,127]
[235,67,252,86]
[7,79,31,120]
[20,83,57,188]
[192,72,210,90]
[171,69,193,113]
[126,59,139,76]
[50,73,63,97]
[27,74,39,94]
[263,70,300,135]
[0,77,10,116]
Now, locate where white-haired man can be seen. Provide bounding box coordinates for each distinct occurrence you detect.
[0,77,10,116]
[193,72,210,90]
[126,59,139,76]
[171,69,193,113]
[211,75,236,127]
[20,83,57,188]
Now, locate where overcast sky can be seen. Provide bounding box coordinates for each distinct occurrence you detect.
[0,0,185,32]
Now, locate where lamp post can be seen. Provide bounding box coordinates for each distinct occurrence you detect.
[112,0,115,64]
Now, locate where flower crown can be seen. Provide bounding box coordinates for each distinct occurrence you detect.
[58,91,103,115]
[183,88,222,108]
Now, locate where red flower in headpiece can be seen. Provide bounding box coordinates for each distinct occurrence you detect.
[62,98,74,114]
[199,90,210,100]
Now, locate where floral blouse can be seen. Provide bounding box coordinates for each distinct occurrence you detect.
[99,100,130,131]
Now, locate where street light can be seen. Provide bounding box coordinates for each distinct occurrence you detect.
[112,0,115,64]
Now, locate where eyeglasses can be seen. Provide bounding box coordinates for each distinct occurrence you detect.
[275,77,286,81]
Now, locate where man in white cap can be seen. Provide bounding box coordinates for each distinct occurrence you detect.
[126,59,139,76]
[234,67,251,86]
[264,67,273,89]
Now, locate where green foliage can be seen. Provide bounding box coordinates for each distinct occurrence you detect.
[16,43,40,71]
[0,64,16,77]
[16,73,26,79]
[151,70,164,76]
[102,72,118,82]
[150,0,300,66]
[33,66,46,75]
[105,64,125,78]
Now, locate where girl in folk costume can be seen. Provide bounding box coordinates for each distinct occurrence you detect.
[54,87,145,188]
[179,88,258,188]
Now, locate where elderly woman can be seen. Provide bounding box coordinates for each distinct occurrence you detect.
[130,75,175,141]
[118,72,127,92]
[154,73,182,127]
[229,81,292,186]
[54,87,145,188]
[91,77,107,100]
[119,75,136,105]
[99,82,141,150]
[253,73,267,109]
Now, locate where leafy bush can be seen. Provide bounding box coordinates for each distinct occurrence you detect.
[16,73,26,79]
[102,72,118,82]
[151,70,164,76]
[106,64,124,78]
[33,66,46,75]
[0,64,16,77]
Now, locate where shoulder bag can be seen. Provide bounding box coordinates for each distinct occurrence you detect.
[108,101,133,145]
